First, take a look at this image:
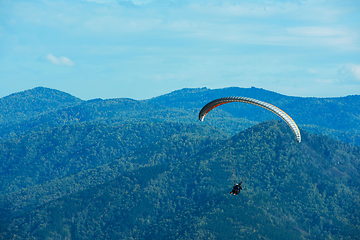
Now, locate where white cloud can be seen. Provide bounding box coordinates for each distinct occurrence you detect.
[287,27,347,37]
[350,64,360,81]
[285,26,358,48]
[45,54,75,66]
[83,16,162,33]
[84,0,121,3]
[338,64,360,84]
[2,0,360,99]
[315,79,335,84]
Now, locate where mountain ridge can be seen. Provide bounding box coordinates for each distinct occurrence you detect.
[1,120,359,239]
[0,87,83,125]
[2,86,360,145]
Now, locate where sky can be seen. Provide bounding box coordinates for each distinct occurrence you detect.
[1,0,360,100]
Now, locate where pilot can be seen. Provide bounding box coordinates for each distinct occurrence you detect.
[230,182,242,195]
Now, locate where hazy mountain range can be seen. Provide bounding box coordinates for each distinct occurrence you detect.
[1,86,360,145]
[0,87,359,239]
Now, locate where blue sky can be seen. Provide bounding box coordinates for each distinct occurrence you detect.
[1,0,359,100]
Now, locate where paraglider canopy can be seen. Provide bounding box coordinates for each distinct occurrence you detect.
[199,96,301,143]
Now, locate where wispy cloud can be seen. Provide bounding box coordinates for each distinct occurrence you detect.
[287,27,347,37]
[1,0,360,99]
[286,26,358,48]
[338,64,360,84]
[45,54,75,66]
[350,64,360,81]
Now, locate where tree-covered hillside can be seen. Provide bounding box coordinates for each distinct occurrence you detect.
[0,87,359,239]
[0,87,82,125]
[0,121,226,222]
[0,122,226,194]
[1,121,359,239]
[148,87,360,145]
[1,87,360,145]
[0,97,195,141]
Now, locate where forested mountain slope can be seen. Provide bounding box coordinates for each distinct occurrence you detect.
[1,86,360,145]
[0,97,194,141]
[0,122,226,222]
[1,87,359,239]
[0,87,82,125]
[149,87,360,145]
[0,122,226,195]
[1,121,359,239]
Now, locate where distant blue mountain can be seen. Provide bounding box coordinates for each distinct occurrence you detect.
[1,86,360,145]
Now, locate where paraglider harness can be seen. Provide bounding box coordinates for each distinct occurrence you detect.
[230,182,242,195]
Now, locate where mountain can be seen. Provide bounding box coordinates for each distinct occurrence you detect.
[0,86,360,239]
[0,121,226,195]
[148,87,360,145]
[147,86,288,108]
[0,87,83,125]
[0,121,359,239]
[0,96,194,141]
[0,121,226,222]
[1,86,360,145]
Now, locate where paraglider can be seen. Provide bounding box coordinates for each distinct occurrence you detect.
[199,96,301,143]
[230,182,242,195]
[199,96,301,195]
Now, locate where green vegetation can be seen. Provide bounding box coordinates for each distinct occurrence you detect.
[1,87,360,145]
[148,87,360,145]
[0,87,82,125]
[0,122,225,195]
[0,122,225,222]
[0,87,359,239]
[1,121,359,239]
